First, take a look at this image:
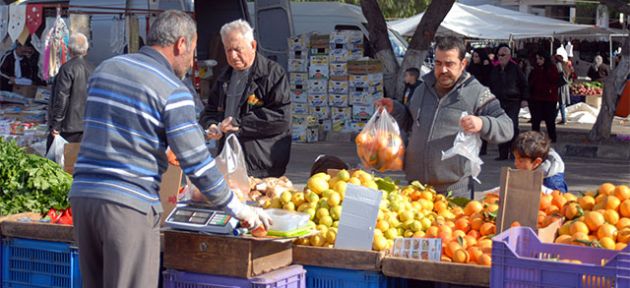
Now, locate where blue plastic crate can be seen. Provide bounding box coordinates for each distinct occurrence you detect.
[163,265,306,288]
[491,227,630,288]
[2,238,81,288]
[304,265,407,288]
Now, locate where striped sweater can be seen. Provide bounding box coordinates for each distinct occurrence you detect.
[69,47,233,214]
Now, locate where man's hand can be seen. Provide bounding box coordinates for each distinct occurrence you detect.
[235,205,272,230]
[460,115,483,133]
[206,124,223,140]
[8,77,15,85]
[219,117,239,134]
[374,98,394,113]
[50,129,59,137]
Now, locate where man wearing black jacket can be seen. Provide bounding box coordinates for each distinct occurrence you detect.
[47,33,94,151]
[489,45,528,161]
[199,19,291,178]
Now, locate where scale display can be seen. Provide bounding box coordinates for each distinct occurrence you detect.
[165,205,238,234]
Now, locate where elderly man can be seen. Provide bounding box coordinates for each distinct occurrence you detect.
[69,11,270,288]
[488,45,528,161]
[46,33,94,152]
[587,55,609,82]
[199,19,291,178]
[377,36,513,198]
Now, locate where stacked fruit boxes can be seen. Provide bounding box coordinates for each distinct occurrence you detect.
[348,60,384,133]
[288,35,317,143]
[328,30,363,133]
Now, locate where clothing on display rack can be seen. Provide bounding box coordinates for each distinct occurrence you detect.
[8,4,26,43]
[0,6,8,42]
[42,13,69,81]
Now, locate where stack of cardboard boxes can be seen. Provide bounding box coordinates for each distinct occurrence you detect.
[288,31,383,142]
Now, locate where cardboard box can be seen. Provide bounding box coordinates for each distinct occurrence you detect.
[331,107,352,120]
[309,55,329,65]
[292,246,384,272]
[329,63,348,77]
[381,258,490,287]
[349,90,372,105]
[288,59,308,72]
[329,30,363,47]
[292,115,310,127]
[347,48,364,61]
[308,93,328,107]
[350,121,367,133]
[163,230,293,278]
[288,49,308,59]
[309,106,330,120]
[496,168,544,234]
[319,119,332,132]
[289,73,309,86]
[291,102,309,115]
[352,104,374,121]
[328,80,349,94]
[13,85,38,98]
[332,118,350,132]
[329,93,349,107]
[288,34,309,51]
[307,79,328,94]
[310,34,330,49]
[289,82,307,91]
[290,89,307,103]
[308,65,329,80]
[349,74,369,87]
[0,212,75,243]
[310,47,329,56]
[329,49,349,63]
[347,60,383,75]
[292,126,307,142]
[329,31,349,46]
[63,143,81,175]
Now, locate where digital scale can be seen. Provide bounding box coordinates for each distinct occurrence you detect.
[165,204,239,234]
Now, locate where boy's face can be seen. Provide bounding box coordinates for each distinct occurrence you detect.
[404,72,417,85]
[513,152,543,171]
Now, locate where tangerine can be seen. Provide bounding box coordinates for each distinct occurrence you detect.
[614,185,630,201]
[585,211,605,232]
[599,183,616,196]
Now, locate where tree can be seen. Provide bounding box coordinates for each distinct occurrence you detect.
[360,0,455,101]
[588,0,630,141]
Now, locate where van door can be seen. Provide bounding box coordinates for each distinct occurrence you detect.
[254,0,293,69]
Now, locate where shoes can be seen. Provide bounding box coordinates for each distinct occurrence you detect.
[557,121,566,125]
[494,156,508,161]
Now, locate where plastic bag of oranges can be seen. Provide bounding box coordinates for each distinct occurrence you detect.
[355,109,405,172]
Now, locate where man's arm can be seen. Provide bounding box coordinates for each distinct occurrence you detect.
[198,81,223,129]
[164,88,234,207]
[49,67,72,132]
[238,71,291,138]
[475,88,514,144]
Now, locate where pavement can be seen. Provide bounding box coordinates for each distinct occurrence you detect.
[284,119,630,194]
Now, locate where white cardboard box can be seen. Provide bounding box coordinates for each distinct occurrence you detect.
[352,104,374,121]
[289,73,309,86]
[329,94,349,108]
[331,107,352,120]
[308,93,328,107]
[309,106,330,120]
[307,80,328,94]
[288,34,309,51]
[349,90,372,105]
[292,102,309,115]
[288,59,308,73]
[309,65,330,80]
[329,63,348,77]
[290,89,308,103]
[328,80,349,94]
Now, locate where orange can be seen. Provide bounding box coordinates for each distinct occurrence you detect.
[467,246,483,263]
[558,222,572,236]
[445,241,461,258]
[441,255,452,262]
[615,185,630,201]
[604,209,620,225]
[597,224,618,241]
[452,248,470,263]
[484,203,499,214]
[434,201,448,213]
[452,230,466,241]
[563,202,584,220]
[477,239,493,254]
[620,200,630,217]
[578,195,595,211]
[570,221,590,235]
[599,183,616,196]
[541,214,563,228]
[615,243,627,251]
[455,217,471,233]
[571,232,590,244]
[595,194,607,205]
[617,218,630,230]
[451,206,464,218]
[545,205,560,215]
[605,196,621,211]
[585,211,605,232]
[467,230,481,239]
[470,217,484,231]
[617,228,630,244]
[480,223,496,236]
[464,200,483,216]
[554,234,573,245]
[552,194,567,210]
[511,221,521,228]
[539,194,553,211]
[464,235,477,247]
[563,193,578,202]
[425,226,439,238]
[599,237,616,250]
[477,254,492,266]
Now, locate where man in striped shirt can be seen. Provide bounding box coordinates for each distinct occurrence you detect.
[69,11,270,288]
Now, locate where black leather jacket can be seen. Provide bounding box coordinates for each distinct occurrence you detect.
[489,62,529,102]
[199,53,292,178]
[48,56,94,133]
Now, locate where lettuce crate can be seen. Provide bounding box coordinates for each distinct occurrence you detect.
[304,265,407,288]
[492,227,630,288]
[163,265,305,288]
[2,237,81,288]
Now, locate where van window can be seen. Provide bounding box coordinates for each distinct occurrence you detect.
[257,8,291,50]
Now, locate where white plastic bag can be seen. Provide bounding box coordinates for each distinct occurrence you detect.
[216,134,250,201]
[441,112,483,183]
[46,135,68,168]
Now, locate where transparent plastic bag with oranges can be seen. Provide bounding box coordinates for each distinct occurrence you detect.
[355,109,405,172]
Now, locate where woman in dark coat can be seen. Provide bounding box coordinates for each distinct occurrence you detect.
[468,48,492,155]
[528,51,560,142]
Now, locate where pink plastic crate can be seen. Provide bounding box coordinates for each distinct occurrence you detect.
[163,265,305,288]
[491,227,630,288]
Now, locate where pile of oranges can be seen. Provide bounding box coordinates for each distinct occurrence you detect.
[550,183,630,251]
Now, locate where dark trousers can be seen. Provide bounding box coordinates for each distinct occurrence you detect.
[46,131,83,153]
[498,101,521,159]
[529,100,558,142]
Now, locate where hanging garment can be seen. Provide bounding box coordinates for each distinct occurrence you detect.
[25,4,43,35]
[8,4,26,43]
[0,6,8,42]
[110,17,126,54]
[42,15,69,81]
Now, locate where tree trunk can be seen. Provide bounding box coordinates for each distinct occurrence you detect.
[360,0,399,98]
[588,0,630,141]
[394,0,456,101]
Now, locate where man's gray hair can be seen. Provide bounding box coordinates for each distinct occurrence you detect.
[68,33,89,56]
[220,19,254,43]
[147,10,196,47]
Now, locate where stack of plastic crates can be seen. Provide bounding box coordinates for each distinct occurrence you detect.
[163,264,306,288]
[2,238,81,287]
[491,227,630,288]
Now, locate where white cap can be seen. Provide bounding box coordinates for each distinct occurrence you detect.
[556,45,568,62]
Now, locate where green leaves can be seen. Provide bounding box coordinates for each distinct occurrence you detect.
[0,138,72,216]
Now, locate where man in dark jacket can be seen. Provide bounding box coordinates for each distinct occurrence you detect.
[199,19,291,178]
[489,45,528,160]
[0,41,43,91]
[47,33,94,152]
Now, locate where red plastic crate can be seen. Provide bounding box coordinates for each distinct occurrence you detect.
[163,265,305,288]
[491,227,630,288]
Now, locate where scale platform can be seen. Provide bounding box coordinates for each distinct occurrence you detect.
[165,204,239,235]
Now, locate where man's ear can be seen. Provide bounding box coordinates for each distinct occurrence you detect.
[175,36,187,55]
[251,40,257,51]
[534,157,544,168]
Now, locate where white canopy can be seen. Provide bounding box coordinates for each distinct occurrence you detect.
[388,3,605,40]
